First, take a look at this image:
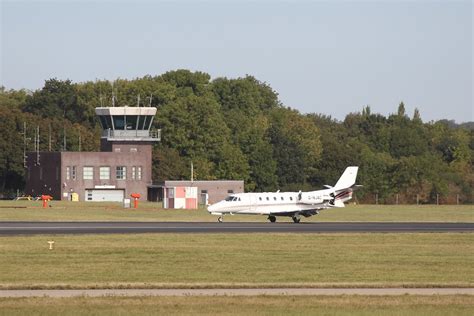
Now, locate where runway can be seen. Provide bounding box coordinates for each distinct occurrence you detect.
[0,221,472,235]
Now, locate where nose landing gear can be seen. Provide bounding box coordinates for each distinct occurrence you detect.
[292,215,301,223]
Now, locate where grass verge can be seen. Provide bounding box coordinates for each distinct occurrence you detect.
[0,233,472,289]
[0,201,472,222]
[0,295,473,316]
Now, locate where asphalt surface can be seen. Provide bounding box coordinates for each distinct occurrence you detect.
[0,221,473,235]
[1,288,473,297]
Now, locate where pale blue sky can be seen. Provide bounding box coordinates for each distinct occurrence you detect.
[1,0,472,122]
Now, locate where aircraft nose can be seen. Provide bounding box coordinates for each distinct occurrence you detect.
[207,203,216,213]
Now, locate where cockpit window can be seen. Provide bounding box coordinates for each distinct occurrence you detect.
[225,196,241,202]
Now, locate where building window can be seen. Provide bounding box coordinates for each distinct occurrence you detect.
[83,166,94,180]
[131,166,142,180]
[227,190,234,194]
[39,167,43,180]
[72,166,76,180]
[137,166,142,180]
[66,167,70,180]
[100,166,110,180]
[116,166,126,180]
[114,148,121,153]
[130,148,137,152]
[201,190,208,194]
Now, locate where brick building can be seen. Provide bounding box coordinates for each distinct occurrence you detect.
[147,180,244,206]
[25,107,159,201]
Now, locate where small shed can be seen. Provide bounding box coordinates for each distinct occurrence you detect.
[163,186,198,209]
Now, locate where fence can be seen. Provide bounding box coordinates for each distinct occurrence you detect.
[358,193,471,205]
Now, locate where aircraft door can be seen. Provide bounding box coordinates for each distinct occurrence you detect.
[249,194,256,213]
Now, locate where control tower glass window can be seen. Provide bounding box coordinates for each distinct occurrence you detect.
[143,116,152,130]
[112,116,125,130]
[125,115,138,130]
[138,116,146,129]
[98,116,113,130]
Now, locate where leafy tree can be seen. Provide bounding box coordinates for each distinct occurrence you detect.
[269,108,322,190]
[23,79,80,123]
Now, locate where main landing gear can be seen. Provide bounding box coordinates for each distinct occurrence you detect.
[268,215,276,223]
[292,215,301,223]
[217,216,223,223]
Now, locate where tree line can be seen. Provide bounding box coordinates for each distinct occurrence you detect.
[0,70,472,203]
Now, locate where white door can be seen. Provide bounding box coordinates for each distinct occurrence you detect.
[86,189,124,202]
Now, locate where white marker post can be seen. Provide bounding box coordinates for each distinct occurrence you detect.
[48,241,55,250]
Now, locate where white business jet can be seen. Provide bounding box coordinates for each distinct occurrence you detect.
[207,166,359,223]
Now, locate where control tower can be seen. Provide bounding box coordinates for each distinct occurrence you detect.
[95,107,161,151]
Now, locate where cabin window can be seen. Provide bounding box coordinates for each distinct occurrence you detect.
[273,197,277,201]
[281,197,284,200]
[238,198,241,201]
[228,190,234,194]
[290,197,293,201]
[266,197,269,201]
[259,197,262,201]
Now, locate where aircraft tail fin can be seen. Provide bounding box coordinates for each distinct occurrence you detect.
[334,166,359,191]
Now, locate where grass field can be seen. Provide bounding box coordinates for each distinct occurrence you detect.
[0,295,473,316]
[0,201,472,222]
[0,233,472,289]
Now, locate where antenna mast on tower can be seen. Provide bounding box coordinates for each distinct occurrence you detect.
[36,126,40,166]
[48,123,52,151]
[148,94,153,106]
[21,122,30,168]
[63,126,67,151]
[111,82,116,107]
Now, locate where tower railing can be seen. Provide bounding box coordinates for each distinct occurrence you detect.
[101,128,161,141]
